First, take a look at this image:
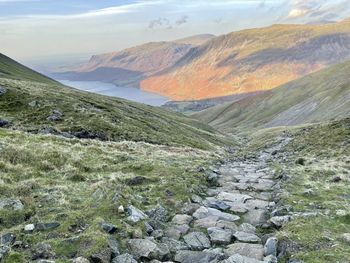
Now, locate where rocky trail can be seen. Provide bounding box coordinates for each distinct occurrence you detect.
[110,137,293,263]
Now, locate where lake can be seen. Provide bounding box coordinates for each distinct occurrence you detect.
[58,80,169,106]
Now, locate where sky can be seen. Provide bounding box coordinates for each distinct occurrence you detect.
[0,0,350,61]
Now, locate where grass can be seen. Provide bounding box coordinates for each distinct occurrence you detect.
[239,118,350,262]
[0,128,222,261]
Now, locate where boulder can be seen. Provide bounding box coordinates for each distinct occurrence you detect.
[72,257,90,263]
[233,232,261,243]
[35,222,60,231]
[217,192,252,203]
[183,232,211,250]
[161,237,189,253]
[127,239,169,260]
[0,198,24,210]
[193,206,240,222]
[0,119,9,128]
[0,233,16,246]
[127,205,148,223]
[146,206,169,229]
[89,248,113,263]
[101,222,118,234]
[174,250,221,263]
[171,214,193,225]
[268,216,292,228]
[341,233,350,244]
[225,243,264,260]
[31,243,56,260]
[0,86,7,95]
[264,237,278,256]
[112,253,137,263]
[238,223,256,234]
[204,198,230,211]
[207,227,232,245]
[222,254,265,263]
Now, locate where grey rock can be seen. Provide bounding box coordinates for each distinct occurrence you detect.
[161,237,189,253]
[174,250,220,263]
[271,205,293,217]
[108,236,120,257]
[243,209,267,226]
[127,205,148,223]
[191,194,203,204]
[268,216,292,227]
[112,253,137,263]
[238,223,256,234]
[47,110,63,121]
[0,119,9,128]
[0,233,16,246]
[264,237,278,256]
[233,232,261,243]
[181,202,200,215]
[225,243,264,260]
[204,198,231,211]
[171,214,193,225]
[147,206,169,229]
[183,232,211,250]
[341,233,350,244]
[29,100,39,107]
[24,224,35,233]
[127,239,169,260]
[264,255,278,263]
[164,224,190,240]
[37,260,56,263]
[72,257,90,263]
[101,222,118,234]
[217,192,252,203]
[32,243,56,260]
[0,86,7,95]
[222,254,265,263]
[151,230,164,240]
[194,216,219,229]
[144,222,154,234]
[89,248,113,263]
[207,227,232,245]
[216,220,238,232]
[0,198,24,210]
[193,206,240,222]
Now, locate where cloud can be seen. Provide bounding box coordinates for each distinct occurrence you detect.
[175,15,188,26]
[286,0,350,20]
[148,17,172,29]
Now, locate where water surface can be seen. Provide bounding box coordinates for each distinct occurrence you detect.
[58,80,169,106]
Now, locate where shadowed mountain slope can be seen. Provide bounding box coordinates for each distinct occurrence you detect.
[193,60,350,133]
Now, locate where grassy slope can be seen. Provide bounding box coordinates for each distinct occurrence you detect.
[249,119,350,262]
[0,53,57,84]
[0,128,220,262]
[0,54,230,150]
[0,55,227,262]
[193,60,350,133]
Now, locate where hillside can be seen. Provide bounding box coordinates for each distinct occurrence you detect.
[193,60,350,133]
[141,19,350,100]
[173,34,216,46]
[0,54,228,150]
[0,53,57,84]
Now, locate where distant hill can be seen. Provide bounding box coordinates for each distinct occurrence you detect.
[0,53,227,149]
[141,19,350,100]
[193,60,350,133]
[54,35,210,88]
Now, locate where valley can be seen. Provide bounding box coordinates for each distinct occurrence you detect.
[0,13,350,263]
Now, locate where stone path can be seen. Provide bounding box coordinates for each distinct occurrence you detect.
[113,138,291,263]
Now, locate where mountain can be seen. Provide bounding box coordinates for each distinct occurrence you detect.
[0,53,228,149]
[193,60,350,133]
[141,19,350,100]
[55,35,215,88]
[173,34,216,45]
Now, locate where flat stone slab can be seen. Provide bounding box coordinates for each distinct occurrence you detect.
[222,254,265,263]
[207,227,232,245]
[225,243,264,260]
[193,206,240,222]
[183,232,211,250]
[171,214,193,225]
[243,209,267,226]
[174,250,221,263]
[217,192,253,203]
[233,231,261,243]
